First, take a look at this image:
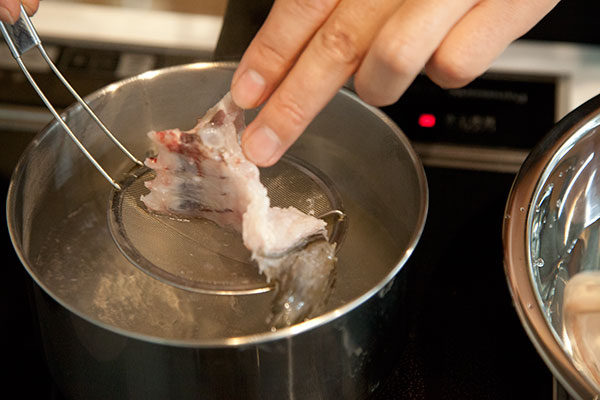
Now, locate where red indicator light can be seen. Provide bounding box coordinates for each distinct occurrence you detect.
[418,113,436,128]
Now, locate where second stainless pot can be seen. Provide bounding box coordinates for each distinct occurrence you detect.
[504,93,600,399]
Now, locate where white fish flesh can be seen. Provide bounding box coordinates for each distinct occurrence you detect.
[141,93,336,327]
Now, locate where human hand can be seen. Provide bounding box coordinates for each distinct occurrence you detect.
[0,0,39,24]
[231,0,560,166]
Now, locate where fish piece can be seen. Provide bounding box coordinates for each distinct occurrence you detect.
[563,271,600,386]
[141,95,252,231]
[141,93,336,327]
[259,238,336,328]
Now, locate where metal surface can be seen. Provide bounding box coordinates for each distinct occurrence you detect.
[504,93,600,399]
[413,142,530,173]
[0,5,142,190]
[7,63,427,399]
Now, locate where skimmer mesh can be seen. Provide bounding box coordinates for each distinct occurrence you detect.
[108,155,344,295]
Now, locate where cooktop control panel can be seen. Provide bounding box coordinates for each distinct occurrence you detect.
[382,72,565,151]
[0,40,205,110]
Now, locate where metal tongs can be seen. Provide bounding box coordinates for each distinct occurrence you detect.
[0,5,142,190]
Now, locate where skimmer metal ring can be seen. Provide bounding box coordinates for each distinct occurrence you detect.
[108,155,346,295]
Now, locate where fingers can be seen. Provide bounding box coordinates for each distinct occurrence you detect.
[22,0,40,17]
[0,0,40,24]
[236,0,559,166]
[241,0,400,166]
[0,0,20,23]
[231,0,340,110]
[425,0,560,88]
[354,0,559,106]
[354,0,478,106]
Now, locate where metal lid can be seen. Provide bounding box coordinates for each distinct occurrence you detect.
[504,93,600,399]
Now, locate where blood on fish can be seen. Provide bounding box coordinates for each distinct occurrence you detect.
[141,93,337,327]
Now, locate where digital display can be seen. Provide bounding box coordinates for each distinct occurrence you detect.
[418,113,436,128]
[382,73,561,150]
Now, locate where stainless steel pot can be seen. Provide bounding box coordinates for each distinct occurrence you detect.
[7,62,427,399]
[504,94,600,399]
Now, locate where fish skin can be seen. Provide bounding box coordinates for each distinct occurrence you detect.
[260,239,337,328]
[142,93,337,327]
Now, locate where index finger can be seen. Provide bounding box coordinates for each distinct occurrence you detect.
[0,0,39,23]
[0,0,21,23]
[231,0,340,110]
[241,0,400,166]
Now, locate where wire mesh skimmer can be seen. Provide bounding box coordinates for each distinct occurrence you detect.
[0,5,143,190]
[1,6,346,295]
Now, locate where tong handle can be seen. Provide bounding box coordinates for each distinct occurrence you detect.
[0,5,40,57]
[0,5,143,191]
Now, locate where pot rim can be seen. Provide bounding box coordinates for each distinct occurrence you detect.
[503,93,600,399]
[6,61,429,348]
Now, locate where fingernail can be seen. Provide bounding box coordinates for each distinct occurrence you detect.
[231,69,266,109]
[22,0,39,16]
[243,125,281,165]
[0,7,15,24]
[22,4,33,16]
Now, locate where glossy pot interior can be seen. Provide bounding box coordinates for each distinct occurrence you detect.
[7,62,427,398]
[504,94,600,399]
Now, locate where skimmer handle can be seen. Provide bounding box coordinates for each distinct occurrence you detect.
[0,5,143,190]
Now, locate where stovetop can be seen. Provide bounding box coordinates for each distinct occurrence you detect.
[372,166,553,400]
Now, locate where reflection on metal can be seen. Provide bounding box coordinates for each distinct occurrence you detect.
[0,4,143,190]
[0,105,52,132]
[504,94,600,400]
[413,142,530,174]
